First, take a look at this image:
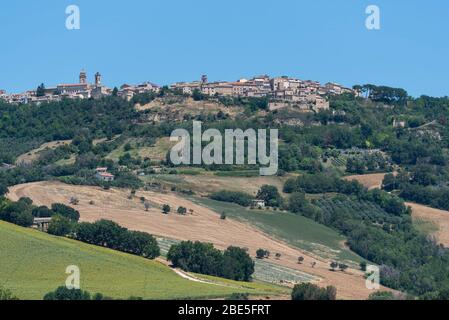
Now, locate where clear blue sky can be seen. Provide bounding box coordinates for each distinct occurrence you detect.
[1,0,448,97]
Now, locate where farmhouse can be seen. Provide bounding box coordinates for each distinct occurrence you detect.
[252,199,266,208]
[95,167,115,182]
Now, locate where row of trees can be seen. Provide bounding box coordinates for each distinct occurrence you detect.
[291,283,336,300]
[43,286,142,300]
[210,190,254,207]
[73,220,160,259]
[167,241,254,281]
[0,197,79,228]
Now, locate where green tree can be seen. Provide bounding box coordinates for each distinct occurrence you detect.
[51,203,80,222]
[47,215,73,236]
[162,204,171,214]
[256,185,283,207]
[330,262,338,271]
[43,286,91,300]
[292,283,337,300]
[256,248,268,259]
[222,246,255,281]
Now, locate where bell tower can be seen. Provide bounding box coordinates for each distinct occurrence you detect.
[95,72,101,86]
[79,69,87,84]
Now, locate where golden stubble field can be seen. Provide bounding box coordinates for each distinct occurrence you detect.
[8,181,387,299]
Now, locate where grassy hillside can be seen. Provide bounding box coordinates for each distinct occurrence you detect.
[189,197,362,263]
[0,221,286,300]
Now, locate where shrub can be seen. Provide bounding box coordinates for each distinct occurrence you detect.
[291,283,337,300]
[43,287,91,300]
[47,215,73,236]
[162,204,171,214]
[210,190,254,207]
[51,203,80,222]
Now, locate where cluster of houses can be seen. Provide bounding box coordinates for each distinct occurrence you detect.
[0,70,160,105]
[1,71,356,109]
[170,75,357,111]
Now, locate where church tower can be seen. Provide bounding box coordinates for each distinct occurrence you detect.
[95,72,101,86]
[79,69,87,84]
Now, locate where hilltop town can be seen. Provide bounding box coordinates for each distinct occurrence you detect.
[0,71,358,111]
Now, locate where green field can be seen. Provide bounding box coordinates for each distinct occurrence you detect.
[0,221,286,300]
[188,197,362,263]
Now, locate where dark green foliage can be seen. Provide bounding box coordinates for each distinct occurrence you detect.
[284,174,409,216]
[312,195,449,298]
[32,206,54,218]
[47,215,73,236]
[291,283,337,300]
[222,246,255,281]
[162,204,171,214]
[357,84,408,105]
[225,293,249,300]
[0,96,138,161]
[167,241,254,281]
[74,219,160,259]
[256,185,283,207]
[192,89,206,101]
[167,241,224,277]
[256,248,268,259]
[210,190,254,207]
[43,286,91,300]
[177,206,187,215]
[51,203,80,222]
[368,291,395,300]
[0,197,34,227]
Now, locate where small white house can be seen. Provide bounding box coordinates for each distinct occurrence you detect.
[252,199,266,208]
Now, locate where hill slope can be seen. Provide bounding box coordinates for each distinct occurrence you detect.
[0,221,284,300]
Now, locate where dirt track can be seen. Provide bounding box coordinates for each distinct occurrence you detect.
[8,181,384,299]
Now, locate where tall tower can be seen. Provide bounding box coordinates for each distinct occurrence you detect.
[95,72,102,86]
[79,69,87,84]
[201,75,208,84]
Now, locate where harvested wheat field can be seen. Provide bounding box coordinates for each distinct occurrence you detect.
[343,173,388,190]
[407,202,449,247]
[8,181,386,299]
[152,173,291,196]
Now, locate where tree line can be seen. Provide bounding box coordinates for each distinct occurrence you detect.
[167,241,254,282]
